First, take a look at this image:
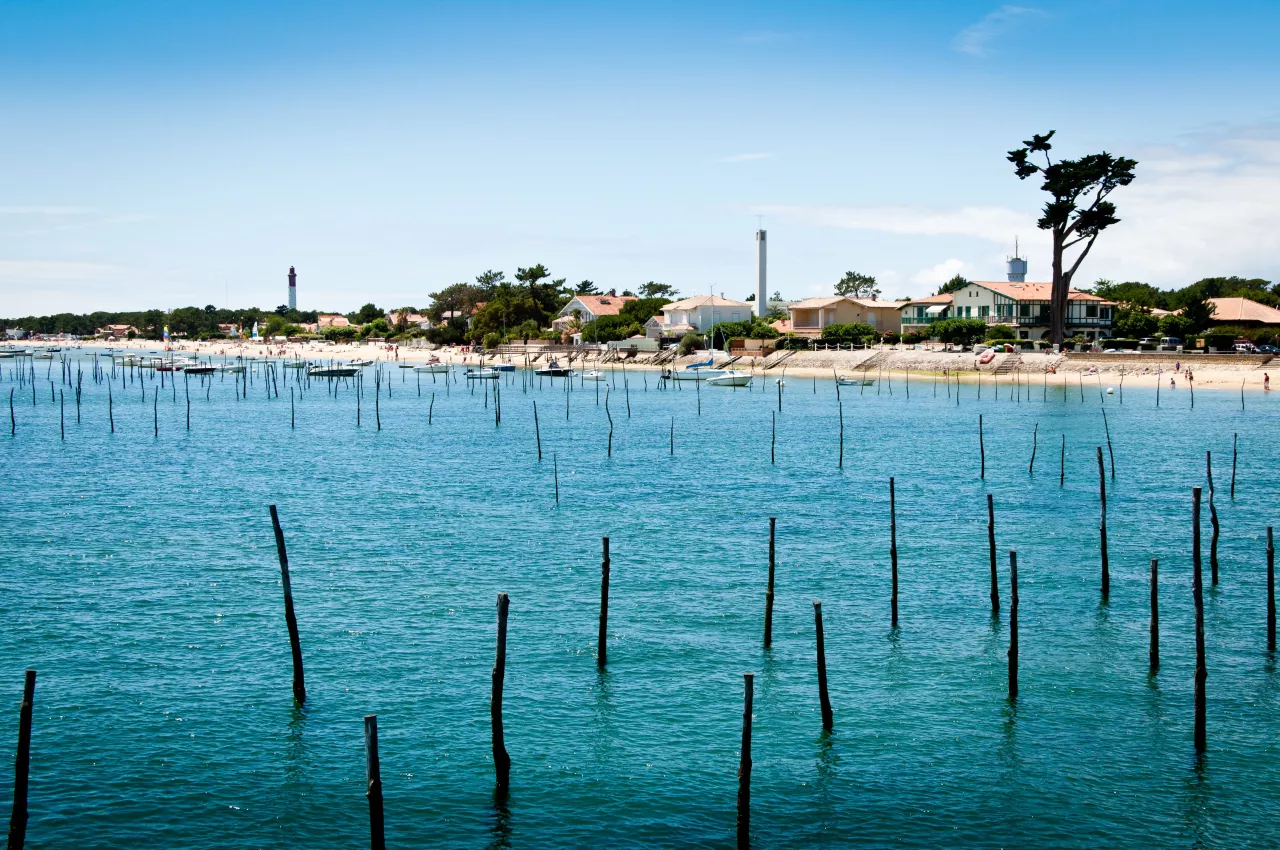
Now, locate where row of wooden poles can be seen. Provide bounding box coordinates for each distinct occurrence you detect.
[9,492,1272,849]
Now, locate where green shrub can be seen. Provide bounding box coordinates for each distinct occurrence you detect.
[773,335,812,350]
[482,332,502,349]
[984,324,1016,341]
[708,320,780,350]
[1157,314,1193,339]
[931,318,987,346]
[901,331,927,344]
[1202,333,1234,350]
[678,333,703,356]
[820,322,875,344]
[880,331,900,345]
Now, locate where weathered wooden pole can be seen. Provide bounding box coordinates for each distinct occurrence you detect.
[59,390,64,440]
[1060,434,1065,485]
[598,537,610,669]
[1267,526,1275,654]
[776,376,782,412]
[153,391,158,438]
[1231,433,1238,499]
[533,401,541,460]
[1101,407,1115,478]
[770,412,776,465]
[290,387,295,429]
[736,673,753,850]
[812,601,834,731]
[268,505,307,704]
[890,477,899,628]
[988,494,998,612]
[1207,451,1220,586]
[428,392,434,425]
[8,388,13,435]
[553,453,559,504]
[764,517,776,649]
[108,385,113,433]
[6,669,35,850]
[669,417,674,456]
[979,414,985,479]
[1029,422,1038,474]
[1097,447,1109,599]
[1193,487,1207,753]
[1149,558,1159,672]
[605,389,613,457]
[1008,550,1019,701]
[837,401,844,468]
[364,714,385,850]
[492,592,512,791]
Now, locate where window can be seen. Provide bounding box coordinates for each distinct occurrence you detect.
[731,312,741,321]
[1085,305,1098,319]
[1018,330,1029,340]
[979,306,990,318]
[1018,304,1031,317]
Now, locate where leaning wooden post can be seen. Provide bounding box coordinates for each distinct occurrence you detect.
[1149,558,1159,672]
[268,505,307,704]
[533,401,542,461]
[1028,422,1038,474]
[736,673,753,850]
[1008,551,1018,701]
[8,388,13,435]
[978,414,985,479]
[1267,526,1275,654]
[770,412,776,465]
[813,602,833,731]
[1193,487,1207,753]
[364,714,385,850]
[987,494,998,612]
[837,400,844,469]
[1207,451,1220,586]
[290,387,295,429]
[1231,433,1237,499]
[764,517,776,649]
[1101,407,1115,478]
[492,592,512,790]
[553,453,559,504]
[6,669,35,850]
[1097,447,1109,600]
[598,538,610,670]
[890,477,899,627]
[1060,434,1065,486]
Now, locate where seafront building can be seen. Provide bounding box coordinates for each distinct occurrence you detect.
[551,293,638,333]
[784,297,907,337]
[648,294,754,338]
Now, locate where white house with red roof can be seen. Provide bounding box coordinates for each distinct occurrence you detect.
[552,293,638,331]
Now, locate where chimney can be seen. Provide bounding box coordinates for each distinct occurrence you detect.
[755,230,767,317]
[288,266,297,311]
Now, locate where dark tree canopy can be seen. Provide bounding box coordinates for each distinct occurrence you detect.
[936,275,972,296]
[835,271,880,299]
[1008,131,1137,344]
[638,281,678,300]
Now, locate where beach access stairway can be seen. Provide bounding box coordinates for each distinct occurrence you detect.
[994,355,1020,375]
[761,349,796,371]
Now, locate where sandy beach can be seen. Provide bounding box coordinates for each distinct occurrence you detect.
[23,337,1275,391]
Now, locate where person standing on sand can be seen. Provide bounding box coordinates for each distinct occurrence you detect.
[1171,377,1176,389]
[1265,373,1271,391]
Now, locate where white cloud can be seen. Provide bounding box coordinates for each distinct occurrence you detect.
[720,152,773,164]
[953,6,1044,57]
[912,258,972,286]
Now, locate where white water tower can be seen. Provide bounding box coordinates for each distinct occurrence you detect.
[1007,240,1027,282]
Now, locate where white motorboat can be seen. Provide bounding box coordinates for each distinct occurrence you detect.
[665,368,725,382]
[706,371,752,387]
[216,364,246,374]
[34,352,54,360]
[309,365,359,378]
[836,374,874,387]
[535,360,572,377]
[414,361,449,374]
[348,358,374,367]
[465,367,500,380]
[580,370,608,382]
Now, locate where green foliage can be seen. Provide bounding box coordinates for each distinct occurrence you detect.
[1157,314,1193,339]
[482,332,501,349]
[639,281,678,300]
[575,280,600,295]
[425,322,465,346]
[1113,306,1158,339]
[359,318,392,338]
[707,320,780,350]
[984,324,1016,341]
[581,315,637,343]
[819,322,875,344]
[678,333,702,355]
[834,271,880,299]
[1179,291,1214,333]
[1202,333,1234,350]
[930,318,988,346]
[773,335,812,350]
[321,325,360,342]
[881,331,900,345]
[1092,280,1164,308]
[619,298,666,324]
[936,275,972,296]
[901,331,928,344]
[349,303,384,325]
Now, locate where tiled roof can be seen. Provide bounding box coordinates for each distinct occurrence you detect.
[902,293,954,306]
[1208,297,1280,324]
[661,295,753,310]
[789,296,847,309]
[970,281,1111,303]
[573,295,637,316]
[770,318,792,333]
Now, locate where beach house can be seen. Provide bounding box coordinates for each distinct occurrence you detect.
[899,293,954,335]
[786,296,907,336]
[1205,297,1280,329]
[942,280,1114,341]
[317,314,351,329]
[649,295,754,339]
[551,293,637,333]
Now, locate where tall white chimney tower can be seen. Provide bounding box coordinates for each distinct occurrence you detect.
[288,266,297,310]
[754,230,767,317]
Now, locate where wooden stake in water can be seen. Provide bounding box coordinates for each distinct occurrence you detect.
[813,601,834,731]
[8,388,13,435]
[290,388,295,429]
[737,672,753,850]
[1029,423,1038,474]
[533,400,541,460]
[605,389,613,457]
[108,385,113,434]
[771,412,776,465]
[1098,447,1109,599]
[59,389,64,440]
[669,417,674,456]
[1102,407,1115,478]
[1008,551,1019,701]
[1192,487,1207,753]
[837,401,844,468]
[988,494,999,612]
[1207,451,1219,586]
[979,414,985,480]
[6,669,35,850]
[1149,558,1159,672]
[1231,433,1237,499]
[153,392,158,438]
[1267,527,1275,654]
[764,517,776,649]
[492,592,512,790]
[364,714,386,850]
[598,537,610,669]
[890,477,899,628]
[1060,434,1065,486]
[269,505,307,704]
[553,453,559,504]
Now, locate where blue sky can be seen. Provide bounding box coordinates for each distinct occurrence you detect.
[2,1,1279,315]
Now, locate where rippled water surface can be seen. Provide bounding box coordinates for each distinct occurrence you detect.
[3,353,1279,848]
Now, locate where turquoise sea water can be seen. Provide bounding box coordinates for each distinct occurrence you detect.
[2,352,1279,848]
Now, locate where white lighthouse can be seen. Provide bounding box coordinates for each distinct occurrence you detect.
[288,266,297,311]
[754,230,767,317]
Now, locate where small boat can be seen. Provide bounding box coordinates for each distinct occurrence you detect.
[155,364,184,372]
[665,368,725,382]
[978,349,996,365]
[282,360,309,370]
[347,358,374,367]
[397,362,416,368]
[465,368,500,380]
[491,363,515,372]
[414,362,449,374]
[536,360,572,378]
[706,371,752,387]
[47,347,62,352]
[184,365,216,375]
[836,375,874,387]
[580,370,607,381]
[216,364,245,374]
[34,352,53,360]
[309,365,360,377]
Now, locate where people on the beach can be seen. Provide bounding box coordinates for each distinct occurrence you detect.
[1170,377,1176,389]
[1266,373,1271,392]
